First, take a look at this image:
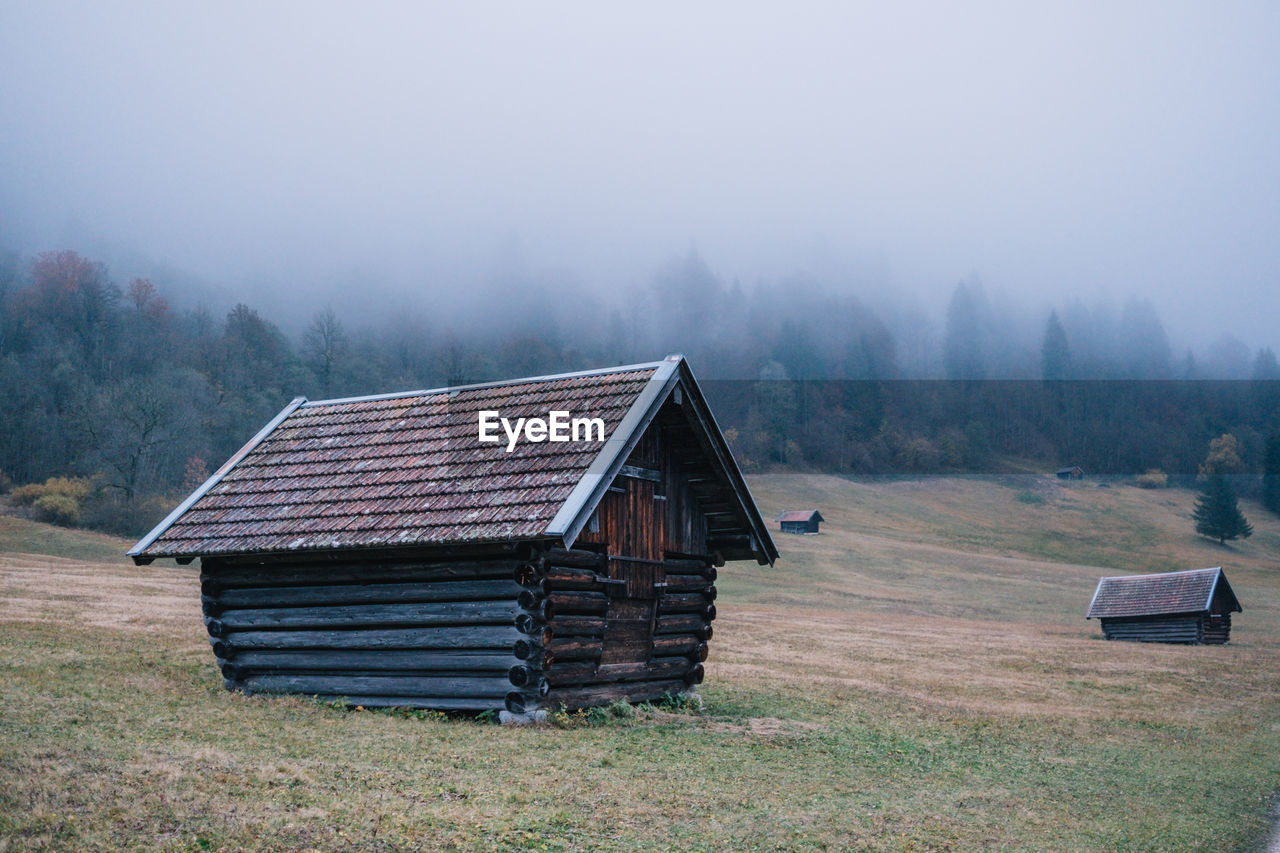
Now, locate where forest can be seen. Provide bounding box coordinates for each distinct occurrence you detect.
[2,248,1278,535]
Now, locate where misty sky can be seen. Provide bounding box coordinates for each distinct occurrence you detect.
[2,2,1277,349]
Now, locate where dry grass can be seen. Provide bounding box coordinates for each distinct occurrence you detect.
[2,474,1279,851]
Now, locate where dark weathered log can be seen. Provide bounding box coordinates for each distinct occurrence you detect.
[543,679,686,711]
[315,695,506,711]
[545,661,597,686]
[210,579,521,609]
[650,635,708,660]
[545,591,608,616]
[513,562,543,587]
[544,566,599,586]
[518,597,552,622]
[655,614,711,638]
[703,604,717,622]
[507,665,549,690]
[203,559,516,591]
[684,663,705,685]
[547,547,607,569]
[547,637,603,662]
[662,557,713,574]
[220,650,519,674]
[551,615,607,636]
[218,600,519,631]
[657,593,714,614]
[206,618,226,637]
[512,638,541,661]
[517,589,542,611]
[514,613,549,637]
[663,566,716,583]
[240,673,515,699]
[221,625,523,651]
[549,657,693,687]
[505,691,534,715]
[661,574,713,594]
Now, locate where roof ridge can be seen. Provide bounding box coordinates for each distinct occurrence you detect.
[302,361,665,407]
[1098,567,1221,581]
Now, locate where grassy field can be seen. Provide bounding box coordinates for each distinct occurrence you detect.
[2,474,1279,851]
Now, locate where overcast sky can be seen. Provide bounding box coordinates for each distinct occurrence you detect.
[2,2,1277,348]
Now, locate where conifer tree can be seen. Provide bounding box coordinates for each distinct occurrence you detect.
[1192,474,1253,545]
[1263,433,1280,516]
[1041,310,1072,380]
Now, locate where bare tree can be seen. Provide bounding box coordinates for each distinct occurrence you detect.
[303,306,349,396]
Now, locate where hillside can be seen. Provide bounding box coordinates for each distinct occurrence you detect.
[1,475,1279,850]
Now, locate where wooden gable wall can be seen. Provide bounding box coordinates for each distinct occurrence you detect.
[575,400,710,560]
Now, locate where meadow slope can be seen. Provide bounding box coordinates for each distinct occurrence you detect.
[2,474,1279,851]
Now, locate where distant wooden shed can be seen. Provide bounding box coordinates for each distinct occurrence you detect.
[1056,466,1084,480]
[778,510,824,534]
[129,356,777,715]
[1086,567,1241,644]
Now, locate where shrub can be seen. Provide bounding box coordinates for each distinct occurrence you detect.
[33,493,80,525]
[9,483,45,505]
[608,698,636,719]
[1135,469,1168,489]
[9,476,93,507]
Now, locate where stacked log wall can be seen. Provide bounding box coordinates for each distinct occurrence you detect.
[203,553,529,711]
[1201,613,1231,644]
[1100,614,1203,644]
[506,547,716,715]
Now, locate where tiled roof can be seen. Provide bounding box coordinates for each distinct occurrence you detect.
[134,366,657,558]
[1086,567,1233,619]
[778,510,821,523]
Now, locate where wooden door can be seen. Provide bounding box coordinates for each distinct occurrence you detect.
[599,477,665,665]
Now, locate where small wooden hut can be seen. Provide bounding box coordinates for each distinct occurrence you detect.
[1086,567,1241,644]
[130,356,777,715]
[1056,466,1084,480]
[778,510,823,534]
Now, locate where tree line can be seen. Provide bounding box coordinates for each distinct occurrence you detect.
[1,248,1277,534]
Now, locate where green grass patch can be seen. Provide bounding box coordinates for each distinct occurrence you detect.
[0,513,133,564]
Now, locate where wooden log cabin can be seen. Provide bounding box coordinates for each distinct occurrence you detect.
[1086,567,1241,644]
[778,509,823,534]
[129,355,777,715]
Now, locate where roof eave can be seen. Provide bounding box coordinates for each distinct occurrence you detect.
[545,358,682,549]
[144,534,562,565]
[673,359,778,565]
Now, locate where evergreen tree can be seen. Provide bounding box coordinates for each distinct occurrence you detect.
[1252,347,1280,380]
[1264,433,1280,516]
[1192,474,1253,544]
[943,281,988,380]
[1040,309,1072,380]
